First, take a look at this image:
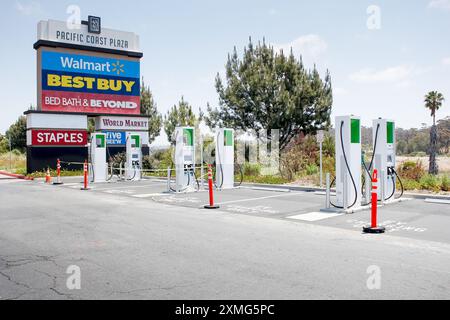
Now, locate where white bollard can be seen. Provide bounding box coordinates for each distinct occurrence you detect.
[325,173,331,209]
[167,167,171,192]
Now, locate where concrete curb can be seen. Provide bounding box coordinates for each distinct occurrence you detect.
[35,175,449,201]
[240,182,450,201]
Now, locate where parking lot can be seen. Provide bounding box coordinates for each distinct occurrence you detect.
[1,174,449,300]
[56,177,450,244]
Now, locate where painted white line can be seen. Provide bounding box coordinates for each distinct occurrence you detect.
[226,205,279,215]
[132,193,167,198]
[287,212,343,222]
[424,198,450,205]
[70,185,85,189]
[0,179,28,184]
[240,186,291,193]
[92,182,166,191]
[215,192,303,205]
[314,191,336,196]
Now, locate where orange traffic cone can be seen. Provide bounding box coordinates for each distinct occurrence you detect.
[45,168,52,184]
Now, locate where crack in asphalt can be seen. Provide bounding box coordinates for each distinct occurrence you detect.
[0,254,61,270]
[0,254,76,300]
[34,269,75,300]
[110,281,207,297]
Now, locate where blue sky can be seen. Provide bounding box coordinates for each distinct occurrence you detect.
[1,0,449,141]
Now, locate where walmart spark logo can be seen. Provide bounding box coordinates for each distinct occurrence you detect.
[111,61,125,75]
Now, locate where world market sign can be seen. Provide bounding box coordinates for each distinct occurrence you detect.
[95,116,149,131]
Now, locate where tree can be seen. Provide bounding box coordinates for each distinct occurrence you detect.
[140,78,162,144]
[0,134,8,154]
[437,117,450,154]
[206,38,332,151]
[164,97,198,144]
[424,91,445,174]
[5,116,27,152]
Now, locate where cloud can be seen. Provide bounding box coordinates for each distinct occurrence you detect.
[349,65,417,84]
[273,35,327,64]
[333,87,348,96]
[15,1,43,16]
[428,0,450,10]
[442,57,450,65]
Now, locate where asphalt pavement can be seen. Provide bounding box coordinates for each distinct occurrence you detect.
[0,176,449,299]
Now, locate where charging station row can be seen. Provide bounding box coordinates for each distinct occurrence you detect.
[331,115,403,211]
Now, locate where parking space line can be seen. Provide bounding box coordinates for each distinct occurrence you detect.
[240,186,291,193]
[215,192,303,205]
[91,182,167,191]
[132,193,167,198]
[287,212,343,222]
[424,199,450,205]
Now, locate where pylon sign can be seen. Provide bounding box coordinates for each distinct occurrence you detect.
[35,19,142,116]
[26,17,144,174]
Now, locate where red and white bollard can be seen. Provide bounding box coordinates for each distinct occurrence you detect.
[363,169,385,234]
[81,160,90,191]
[204,164,220,209]
[53,159,64,185]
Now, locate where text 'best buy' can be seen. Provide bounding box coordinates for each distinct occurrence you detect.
[46,74,136,93]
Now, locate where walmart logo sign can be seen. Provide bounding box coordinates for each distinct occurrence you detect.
[41,51,139,78]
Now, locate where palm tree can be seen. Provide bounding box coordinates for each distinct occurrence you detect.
[424,91,445,175]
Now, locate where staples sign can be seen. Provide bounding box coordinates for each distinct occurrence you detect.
[31,130,88,146]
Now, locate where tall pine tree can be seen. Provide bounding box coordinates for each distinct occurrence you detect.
[164,97,198,144]
[206,38,332,150]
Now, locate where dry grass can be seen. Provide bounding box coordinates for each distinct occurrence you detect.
[0,152,26,173]
[397,156,450,173]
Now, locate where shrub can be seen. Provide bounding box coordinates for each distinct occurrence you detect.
[400,178,421,191]
[242,174,288,185]
[243,163,261,176]
[322,156,335,177]
[306,164,319,175]
[441,175,449,192]
[109,151,126,169]
[280,134,320,181]
[142,155,155,170]
[397,160,425,181]
[419,174,440,192]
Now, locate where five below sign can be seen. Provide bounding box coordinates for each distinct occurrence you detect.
[31,129,88,146]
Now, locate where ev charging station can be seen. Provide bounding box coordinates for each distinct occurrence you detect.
[372,118,396,200]
[90,132,107,183]
[335,115,362,209]
[125,133,143,181]
[174,126,196,192]
[215,128,235,189]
